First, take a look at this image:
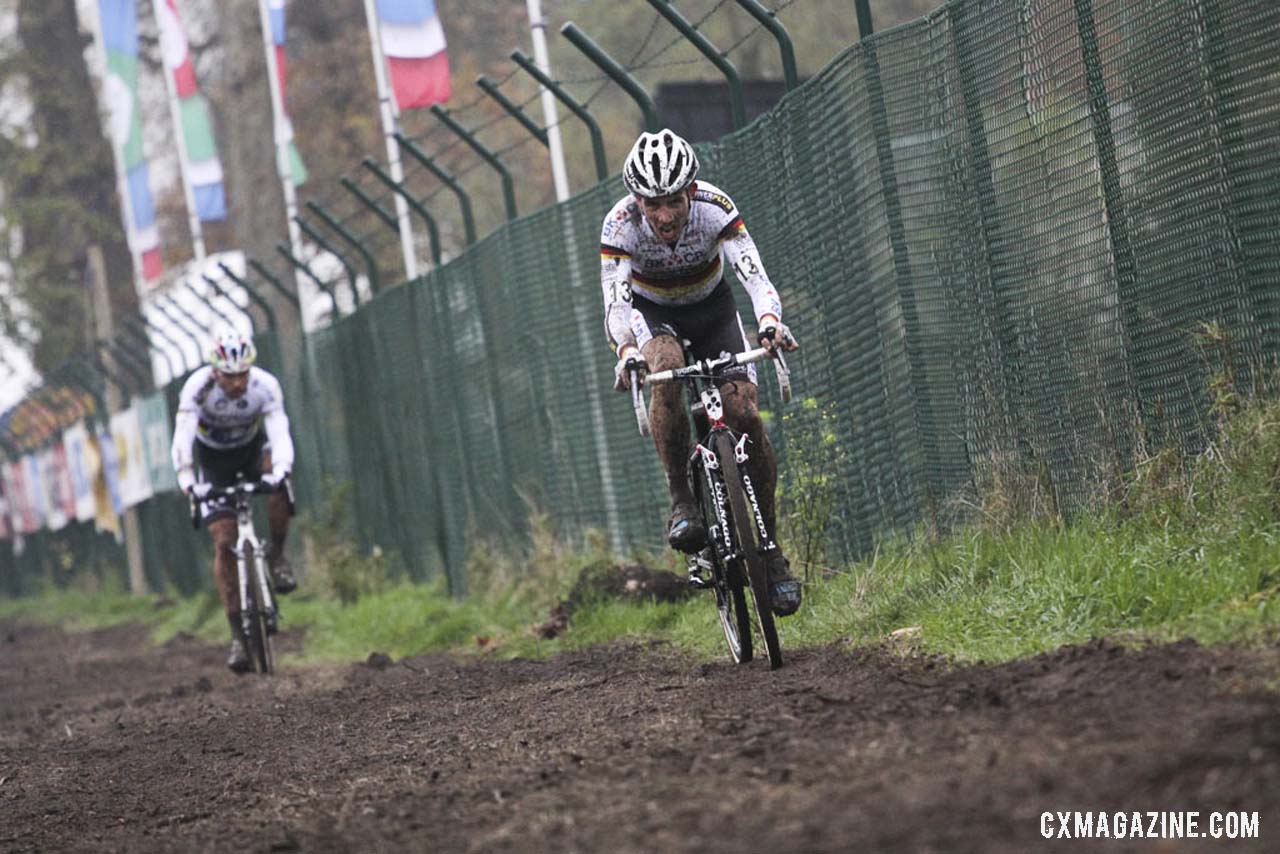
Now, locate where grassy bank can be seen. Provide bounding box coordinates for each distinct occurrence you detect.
[5,395,1280,666]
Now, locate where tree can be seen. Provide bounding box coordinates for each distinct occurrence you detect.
[1,0,136,373]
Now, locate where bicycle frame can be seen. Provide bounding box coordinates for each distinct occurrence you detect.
[639,346,790,667]
[229,489,277,638]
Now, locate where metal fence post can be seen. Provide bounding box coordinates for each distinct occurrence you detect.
[217,262,278,331]
[276,242,341,315]
[182,280,239,332]
[561,23,660,132]
[306,202,381,297]
[136,312,193,375]
[203,274,257,335]
[294,215,361,308]
[341,176,399,232]
[119,316,176,382]
[393,133,477,246]
[246,259,302,313]
[430,105,518,221]
[733,0,798,90]
[361,159,444,265]
[476,75,549,146]
[510,51,609,182]
[646,0,746,130]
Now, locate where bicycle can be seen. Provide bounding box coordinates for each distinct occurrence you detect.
[190,478,294,675]
[631,346,793,669]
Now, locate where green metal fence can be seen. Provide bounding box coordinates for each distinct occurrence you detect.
[6,0,1280,595]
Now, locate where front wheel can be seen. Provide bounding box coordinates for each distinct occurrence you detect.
[715,432,782,669]
[243,548,275,675]
[695,463,752,663]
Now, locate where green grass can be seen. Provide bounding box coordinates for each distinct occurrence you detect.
[6,395,1280,666]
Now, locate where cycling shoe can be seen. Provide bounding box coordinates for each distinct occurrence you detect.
[667,502,708,553]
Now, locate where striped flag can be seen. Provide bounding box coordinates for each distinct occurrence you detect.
[99,0,162,281]
[375,0,452,111]
[156,0,226,221]
[263,0,308,186]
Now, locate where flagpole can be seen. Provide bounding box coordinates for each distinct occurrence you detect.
[151,0,206,263]
[526,0,570,202]
[257,0,305,295]
[84,0,146,301]
[525,0,621,551]
[362,0,420,280]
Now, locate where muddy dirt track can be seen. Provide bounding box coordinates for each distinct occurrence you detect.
[1,620,1278,853]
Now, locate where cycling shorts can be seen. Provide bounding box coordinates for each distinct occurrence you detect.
[630,279,757,385]
[193,431,267,522]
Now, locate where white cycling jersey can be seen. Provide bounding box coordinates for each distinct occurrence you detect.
[600,181,783,355]
[170,366,294,489]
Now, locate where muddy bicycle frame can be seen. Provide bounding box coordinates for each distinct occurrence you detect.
[632,346,792,668]
[190,479,292,672]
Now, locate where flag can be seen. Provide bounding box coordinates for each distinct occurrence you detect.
[157,0,227,221]
[375,0,452,111]
[262,0,308,185]
[99,0,163,281]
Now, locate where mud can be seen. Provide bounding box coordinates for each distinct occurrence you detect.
[1,618,1278,852]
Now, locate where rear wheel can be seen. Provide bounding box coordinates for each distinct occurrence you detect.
[715,432,782,669]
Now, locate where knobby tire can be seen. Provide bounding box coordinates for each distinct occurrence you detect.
[244,548,274,675]
[696,458,753,663]
[715,432,783,670]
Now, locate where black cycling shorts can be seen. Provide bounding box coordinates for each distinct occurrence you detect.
[630,279,757,385]
[193,431,267,522]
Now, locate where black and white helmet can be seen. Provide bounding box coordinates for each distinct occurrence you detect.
[623,129,699,198]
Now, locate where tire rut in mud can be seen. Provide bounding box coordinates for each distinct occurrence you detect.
[1,620,1277,852]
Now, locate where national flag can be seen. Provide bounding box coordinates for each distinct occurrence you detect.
[262,0,308,185]
[157,0,227,221]
[375,0,452,111]
[99,0,163,280]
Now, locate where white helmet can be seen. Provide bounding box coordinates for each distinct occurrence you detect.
[209,327,256,374]
[623,129,699,198]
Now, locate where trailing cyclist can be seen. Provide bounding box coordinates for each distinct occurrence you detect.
[170,327,298,672]
[601,128,803,617]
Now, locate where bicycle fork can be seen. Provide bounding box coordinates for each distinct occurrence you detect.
[732,434,778,553]
[237,522,277,636]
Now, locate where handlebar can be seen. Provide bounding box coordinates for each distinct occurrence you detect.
[646,347,778,385]
[188,477,293,529]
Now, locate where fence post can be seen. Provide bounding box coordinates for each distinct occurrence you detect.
[155,295,209,358]
[646,0,746,130]
[294,215,361,308]
[341,176,399,232]
[182,280,239,332]
[361,158,443,265]
[136,312,193,375]
[733,0,798,91]
[430,105,518,221]
[276,243,341,316]
[306,201,382,297]
[203,274,257,335]
[561,23,660,132]
[393,133,477,246]
[476,75,549,146]
[217,263,277,331]
[246,259,302,312]
[119,316,176,382]
[510,51,609,182]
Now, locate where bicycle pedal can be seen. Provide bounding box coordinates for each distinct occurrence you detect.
[687,572,713,590]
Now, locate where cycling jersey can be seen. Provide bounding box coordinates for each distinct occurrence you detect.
[599,181,783,355]
[170,366,294,490]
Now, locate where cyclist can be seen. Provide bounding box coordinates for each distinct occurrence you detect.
[170,327,297,672]
[601,129,802,616]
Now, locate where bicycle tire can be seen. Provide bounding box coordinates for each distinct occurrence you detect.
[715,431,783,670]
[244,548,274,675]
[696,460,752,663]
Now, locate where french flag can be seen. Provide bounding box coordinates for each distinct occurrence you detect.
[375,0,452,111]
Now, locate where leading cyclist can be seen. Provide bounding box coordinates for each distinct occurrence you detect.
[601,129,802,617]
[170,327,298,672]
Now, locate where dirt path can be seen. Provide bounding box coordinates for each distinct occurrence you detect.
[1,619,1277,852]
